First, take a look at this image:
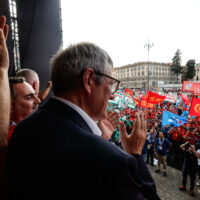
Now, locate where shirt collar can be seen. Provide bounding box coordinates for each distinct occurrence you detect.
[52,96,102,137]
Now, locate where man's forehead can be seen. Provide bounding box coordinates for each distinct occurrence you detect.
[13,81,35,95]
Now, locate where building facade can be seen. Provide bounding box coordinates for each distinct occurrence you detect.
[112,62,180,89]
[194,63,200,81]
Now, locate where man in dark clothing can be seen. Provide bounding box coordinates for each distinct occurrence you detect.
[7,42,160,200]
[179,142,200,196]
[146,129,156,166]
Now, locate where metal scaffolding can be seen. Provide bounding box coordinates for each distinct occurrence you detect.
[9,0,21,72]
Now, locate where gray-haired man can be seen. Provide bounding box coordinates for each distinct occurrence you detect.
[7,42,160,200]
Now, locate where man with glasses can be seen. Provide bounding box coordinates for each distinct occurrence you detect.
[7,42,160,200]
[93,70,120,94]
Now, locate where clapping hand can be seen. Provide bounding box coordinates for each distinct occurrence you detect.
[98,110,120,140]
[119,111,147,155]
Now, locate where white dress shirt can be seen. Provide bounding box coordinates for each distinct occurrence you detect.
[53,96,102,137]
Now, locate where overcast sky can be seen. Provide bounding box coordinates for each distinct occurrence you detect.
[61,0,200,68]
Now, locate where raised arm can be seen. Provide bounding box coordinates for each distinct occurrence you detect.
[38,81,52,101]
[119,111,160,199]
[180,141,189,151]
[0,15,10,150]
[119,111,146,155]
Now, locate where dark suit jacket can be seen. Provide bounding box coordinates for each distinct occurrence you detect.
[7,98,160,200]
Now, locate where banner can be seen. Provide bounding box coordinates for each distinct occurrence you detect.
[189,97,200,116]
[122,92,136,109]
[180,94,190,107]
[147,103,154,108]
[164,93,177,103]
[140,95,147,108]
[182,81,200,93]
[162,111,187,127]
[133,98,140,106]
[109,91,123,107]
[124,88,133,97]
[147,91,166,104]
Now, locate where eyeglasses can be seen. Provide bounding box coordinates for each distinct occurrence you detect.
[94,71,120,93]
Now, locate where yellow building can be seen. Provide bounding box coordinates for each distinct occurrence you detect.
[112,62,179,89]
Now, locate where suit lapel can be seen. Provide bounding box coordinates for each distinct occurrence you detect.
[41,98,93,133]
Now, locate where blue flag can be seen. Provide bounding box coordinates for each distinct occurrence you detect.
[181,110,189,118]
[162,110,187,127]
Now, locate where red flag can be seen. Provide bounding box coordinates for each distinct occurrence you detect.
[189,97,200,116]
[147,103,154,108]
[124,88,133,97]
[182,81,200,93]
[180,94,190,106]
[141,95,147,108]
[147,91,166,104]
[133,98,140,106]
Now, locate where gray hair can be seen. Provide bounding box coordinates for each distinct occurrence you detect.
[16,68,39,86]
[50,42,113,95]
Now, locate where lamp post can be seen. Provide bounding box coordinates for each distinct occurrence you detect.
[144,40,153,91]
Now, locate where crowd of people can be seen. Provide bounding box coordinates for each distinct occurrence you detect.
[108,92,200,196]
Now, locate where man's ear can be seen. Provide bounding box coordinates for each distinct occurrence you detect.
[33,82,39,93]
[82,68,95,94]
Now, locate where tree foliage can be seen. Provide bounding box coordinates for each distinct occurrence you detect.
[186,59,196,80]
[171,49,182,82]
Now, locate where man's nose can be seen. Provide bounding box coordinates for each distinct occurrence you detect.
[109,93,115,100]
[34,95,41,104]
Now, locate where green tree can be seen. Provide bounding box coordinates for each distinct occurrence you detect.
[171,49,182,83]
[186,59,196,80]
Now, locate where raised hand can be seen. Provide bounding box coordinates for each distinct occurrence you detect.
[0,16,8,39]
[119,111,147,155]
[98,110,120,140]
[38,81,52,101]
[0,15,9,150]
[0,15,9,70]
